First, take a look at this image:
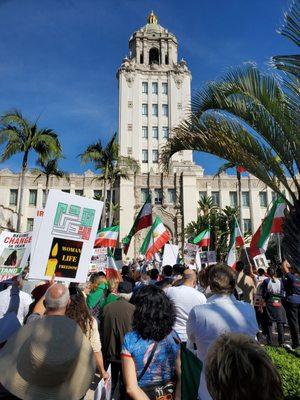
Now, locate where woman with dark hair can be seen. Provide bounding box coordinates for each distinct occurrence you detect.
[261,267,286,346]
[121,285,180,400]
[66,289,109,381]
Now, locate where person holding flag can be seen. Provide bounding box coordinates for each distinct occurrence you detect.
[226,217,245,269]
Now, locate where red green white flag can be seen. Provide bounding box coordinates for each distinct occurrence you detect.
[105,249,121,280]
[192,229,210,247]
[123,195,152,254]
[140,217,170,260]
[226,218,245,268]
[94,225,119,248]
[249,197,285,258]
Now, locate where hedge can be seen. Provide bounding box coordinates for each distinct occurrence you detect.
[265,346,300,400]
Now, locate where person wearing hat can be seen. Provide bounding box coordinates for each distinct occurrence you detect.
[0,316,96,400]
[101,281,135,398]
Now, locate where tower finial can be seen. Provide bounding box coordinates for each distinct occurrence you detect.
[147,11,158,24]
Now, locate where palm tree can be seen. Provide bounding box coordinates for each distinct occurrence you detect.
[162,4,300,272]
[80,133,139,227]
[0,110,62,231]
[33,157,69,195]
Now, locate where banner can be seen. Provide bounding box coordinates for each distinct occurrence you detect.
[162,244,179,266]
[90,247,107,273]
[183,243,198,266]
[31,208,44,259]
[0,231,32,282]
[29,190,103,283]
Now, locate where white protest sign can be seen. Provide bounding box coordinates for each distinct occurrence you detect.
[94,364,111,400]
[162,244,179,266]
[0,231,32,282]
[183,242,198,266]
[90,247,107,273]
[253,254,269,270]
[31,208,44,259]
[29,190,103,283]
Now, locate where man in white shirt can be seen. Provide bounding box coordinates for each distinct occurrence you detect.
[0,276,32,324]
[165,269,206,341]
[187,264,258,400]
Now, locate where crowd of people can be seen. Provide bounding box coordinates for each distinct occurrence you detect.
[0,258,299,400]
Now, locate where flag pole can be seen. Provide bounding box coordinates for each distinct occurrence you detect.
[277,233,282,262]
[234,214,251,266]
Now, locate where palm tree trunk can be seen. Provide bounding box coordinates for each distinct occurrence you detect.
[237,170,243,234]
[108,178,115,226]
[17,151,29,231]
[101,166,108,228]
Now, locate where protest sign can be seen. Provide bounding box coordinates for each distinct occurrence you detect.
[199,250,217,265]
[183,243,198,266]
[31,208,44,259]
[162,244,179,266]
[29,190,103,283]
[0,231,32,282]
[94,364,111,400]
[90,247,107,273]
[253,254,269,270]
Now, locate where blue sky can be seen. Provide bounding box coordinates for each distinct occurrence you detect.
[0,0,295,175]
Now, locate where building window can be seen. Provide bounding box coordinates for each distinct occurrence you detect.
[9,189,18,206]
[177,103,182,110]
[142,82,148,94]
[141,188,149,203]
[127,124,132,131]
[142,150,148,163]
[154,189,163,204]
[140,53,144,64]
[94,190,102,199]
[152,126,158,139]
[27,218,34,232]
[162,83,168,95]
[199,191,207,200]
[259,191,267,207]
[142,104,148,116]
[242,191,250,207]
[162,127,169,139]
[142,126,148,139]
[165,54,169,65]
[152,82,158,94]
[149,47,159,65]
[62,189,70,193]
[162,104,168,116]
[229,191,237,208]
[243,219,252,234]
[42,190,47,207]
[211,191,220,206]
[127,147,133,155]
[29,189,37,206]
[152,150,159,163]
[75,190,83,196]
[128,101,133,108]
[152,104,158,116]
[168,189,176,204]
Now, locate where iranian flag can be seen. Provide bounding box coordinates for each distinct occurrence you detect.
[105,249,121,280]
[249,197,286,258]
[140,217,170,260]
[192,229,210,247]
[94,226,119,248]
[226,219,245,268]
[123,195,152,254]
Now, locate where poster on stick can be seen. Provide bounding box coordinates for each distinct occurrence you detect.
[90,247,107,274]
[29,190,103,283]
[0,231,32,282]
[183,243,198,266]
[162,244,179,267]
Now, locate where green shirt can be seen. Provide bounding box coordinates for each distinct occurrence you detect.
[87,282,108,309]
[102,293,119,308]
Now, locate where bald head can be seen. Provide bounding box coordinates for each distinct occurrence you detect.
[183,269,197,287]
[45,283,70,312]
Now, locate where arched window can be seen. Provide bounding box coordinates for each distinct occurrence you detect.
[149,48,159,65]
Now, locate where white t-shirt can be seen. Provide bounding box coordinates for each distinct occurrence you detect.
[165,285,206,341]
[0,286,32,324]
